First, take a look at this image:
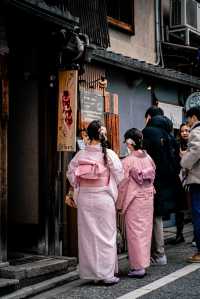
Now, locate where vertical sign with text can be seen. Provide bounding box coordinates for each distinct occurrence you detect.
[57,70,78,152]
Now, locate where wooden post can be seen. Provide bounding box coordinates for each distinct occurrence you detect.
[0,77,9,263]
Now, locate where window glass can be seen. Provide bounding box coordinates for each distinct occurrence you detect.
[106,0,133,25]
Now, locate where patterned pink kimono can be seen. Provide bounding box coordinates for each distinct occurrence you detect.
[67,144,124,280]
[117,150,155,270]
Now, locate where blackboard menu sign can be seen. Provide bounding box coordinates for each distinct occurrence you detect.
[79,88,104,125]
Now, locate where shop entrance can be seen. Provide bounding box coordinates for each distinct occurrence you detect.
[7,68,40,255]
[6,16,46,256]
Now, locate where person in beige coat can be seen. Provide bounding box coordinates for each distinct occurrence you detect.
[181,107,200,263]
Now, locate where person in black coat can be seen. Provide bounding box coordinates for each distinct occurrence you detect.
[142,106,181,265]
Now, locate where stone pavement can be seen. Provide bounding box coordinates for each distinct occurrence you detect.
[0,222,194,299]
[27,223,198,299]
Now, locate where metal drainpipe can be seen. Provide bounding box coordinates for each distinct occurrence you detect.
[155,0,162,66]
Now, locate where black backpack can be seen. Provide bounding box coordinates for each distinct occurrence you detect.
[159,129,180,178]
[143,125,180,180]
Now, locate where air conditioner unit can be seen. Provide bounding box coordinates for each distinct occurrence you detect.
[170,0,200,32]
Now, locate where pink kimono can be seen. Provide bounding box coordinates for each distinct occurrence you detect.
[117,150,155,270]
[67,144,124,280]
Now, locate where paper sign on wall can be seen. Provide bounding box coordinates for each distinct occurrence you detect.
[158,102,183,129]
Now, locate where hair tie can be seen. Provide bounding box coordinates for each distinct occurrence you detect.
[126,138,136,146]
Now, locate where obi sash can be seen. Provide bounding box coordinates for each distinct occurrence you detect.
[129,165,155,185]
[75,159,109,187]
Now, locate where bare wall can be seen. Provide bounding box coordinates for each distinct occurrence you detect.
[109,0,156,64]
[106,67,152,156]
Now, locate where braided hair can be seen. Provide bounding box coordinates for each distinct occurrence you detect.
[87,120,108,165]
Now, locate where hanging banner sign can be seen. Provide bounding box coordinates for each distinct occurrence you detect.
[158,102,183,129]
[57,70,78,152]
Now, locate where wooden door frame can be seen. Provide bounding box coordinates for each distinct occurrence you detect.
[0,58,9,263]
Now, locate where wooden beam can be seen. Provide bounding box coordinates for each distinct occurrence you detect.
[107,16,134,34]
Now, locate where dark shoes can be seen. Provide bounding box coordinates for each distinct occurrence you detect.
[168,235,185,245]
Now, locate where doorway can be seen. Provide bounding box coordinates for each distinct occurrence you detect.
[8,67,40,254]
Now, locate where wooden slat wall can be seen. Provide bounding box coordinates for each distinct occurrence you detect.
[64,0,110,48]
[104,92,127,253]
[104,112,120,156]
[44,0,110,48]
[78,64,105,92]
[78,64,105,130]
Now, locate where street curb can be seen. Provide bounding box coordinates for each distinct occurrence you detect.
[1,255,128,299]
[1,269,79,299]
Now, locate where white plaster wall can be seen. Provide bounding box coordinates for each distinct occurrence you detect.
[108,0,156,64]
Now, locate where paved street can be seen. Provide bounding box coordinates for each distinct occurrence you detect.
[30,225,200,299]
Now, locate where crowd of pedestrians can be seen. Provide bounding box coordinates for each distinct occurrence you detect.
[65,105,200,285]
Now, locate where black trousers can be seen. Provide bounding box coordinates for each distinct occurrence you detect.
[175,211,184,236]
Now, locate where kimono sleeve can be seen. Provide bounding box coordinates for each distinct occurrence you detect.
[116,157,130,210]
[122,157,131,179]
[66,152,81,187]
[107,149,124,185]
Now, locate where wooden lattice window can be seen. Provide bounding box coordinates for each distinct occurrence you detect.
[106,0,134,34]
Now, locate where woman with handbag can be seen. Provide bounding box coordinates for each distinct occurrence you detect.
[66,120,124,285]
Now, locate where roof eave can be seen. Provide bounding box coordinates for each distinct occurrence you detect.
[4,0,79,30]
[92,49,200,89]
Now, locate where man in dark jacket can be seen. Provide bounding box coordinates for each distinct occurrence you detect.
[143,106,180,266]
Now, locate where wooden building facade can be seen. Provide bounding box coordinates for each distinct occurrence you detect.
[0,0,109,264]
[1,0,200,268]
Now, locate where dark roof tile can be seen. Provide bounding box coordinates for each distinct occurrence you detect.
[92,48,200,88]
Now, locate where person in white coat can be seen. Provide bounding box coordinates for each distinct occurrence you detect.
[181,107,200,263]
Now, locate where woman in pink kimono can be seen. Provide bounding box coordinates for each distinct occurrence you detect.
[117,128,155,278]
[67,120,124,285]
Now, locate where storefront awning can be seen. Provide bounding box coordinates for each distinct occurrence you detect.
[92,48,200,89]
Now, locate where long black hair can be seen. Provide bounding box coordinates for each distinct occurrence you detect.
[87,120,108,165]
[179,123,188,151]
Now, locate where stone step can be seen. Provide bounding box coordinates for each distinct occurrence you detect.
[0,269,79,299]
[0,278,19,297]
[0,256,77,286]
